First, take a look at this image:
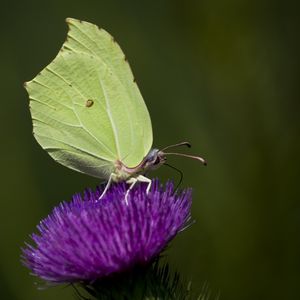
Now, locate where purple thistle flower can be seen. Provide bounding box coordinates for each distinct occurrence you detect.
[22,180,192,284]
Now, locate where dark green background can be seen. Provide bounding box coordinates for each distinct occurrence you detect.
[0,0,299,299]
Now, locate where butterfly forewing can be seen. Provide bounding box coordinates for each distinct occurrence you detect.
[64,18,153,166]
[26,18,153,179]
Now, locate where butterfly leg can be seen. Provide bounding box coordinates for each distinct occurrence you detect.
[136,175,152,194]
[125,176,152,204]
[98,173,114,200]
[125,177,138,204]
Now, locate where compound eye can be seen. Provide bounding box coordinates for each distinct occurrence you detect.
[153,157,160,165]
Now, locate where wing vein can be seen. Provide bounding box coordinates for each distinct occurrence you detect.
[34,133,112,161]
[32,116,81,128]
[29,97,56,110]
[69,22,103,56]
[68,33,98,56]
[98,73,121,159]
[30,82,76,111]
[45,66,72,85]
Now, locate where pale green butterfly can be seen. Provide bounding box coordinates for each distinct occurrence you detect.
[24,18,206,201]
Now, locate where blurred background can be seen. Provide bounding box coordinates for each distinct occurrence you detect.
[0,0,299,299]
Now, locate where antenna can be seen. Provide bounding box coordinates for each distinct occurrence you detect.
[160,141,191,152]
[163,152,207,166]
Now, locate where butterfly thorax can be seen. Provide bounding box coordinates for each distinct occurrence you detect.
[113,149,166,182]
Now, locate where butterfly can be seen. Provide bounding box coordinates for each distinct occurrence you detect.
[24,18,206,202]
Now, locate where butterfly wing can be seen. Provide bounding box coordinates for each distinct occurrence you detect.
[25,18,153,179]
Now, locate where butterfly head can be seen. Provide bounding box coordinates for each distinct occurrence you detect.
[119,142,206,179]
[143,148,167,171]
[143,141,207,172]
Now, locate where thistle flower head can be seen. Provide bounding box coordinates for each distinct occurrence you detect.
[22,180,192,284]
